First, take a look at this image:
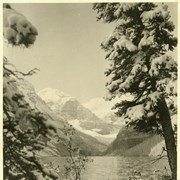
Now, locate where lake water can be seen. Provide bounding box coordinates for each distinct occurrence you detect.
[41,156,170,180]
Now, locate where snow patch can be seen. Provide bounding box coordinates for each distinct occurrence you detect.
[92,128,101,132]
[69,119,118,139]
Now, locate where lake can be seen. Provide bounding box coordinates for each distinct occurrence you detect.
[41,156,170,180]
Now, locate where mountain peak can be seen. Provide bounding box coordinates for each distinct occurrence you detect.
[38,88,73,103]
[83,97,116,118]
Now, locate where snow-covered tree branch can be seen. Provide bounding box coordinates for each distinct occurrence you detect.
[93,3,177,179]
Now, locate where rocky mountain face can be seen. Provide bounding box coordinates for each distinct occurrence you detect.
[38,89,123,144]
[105,113,176,156]
[8,78,106,156]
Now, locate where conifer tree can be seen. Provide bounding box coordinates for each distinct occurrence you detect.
[93,3,177,179]
[3,4,57,179]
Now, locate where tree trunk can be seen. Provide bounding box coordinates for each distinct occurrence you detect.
[157,98,177,180]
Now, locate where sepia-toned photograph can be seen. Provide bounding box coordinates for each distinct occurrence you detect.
[3,2,178,180]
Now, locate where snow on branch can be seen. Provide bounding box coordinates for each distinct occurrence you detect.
[3,3,38,47]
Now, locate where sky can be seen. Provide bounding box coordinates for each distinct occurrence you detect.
[3,3,178,103]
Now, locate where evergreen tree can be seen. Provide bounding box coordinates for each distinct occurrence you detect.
[3,58,58,179]
[93,3,177,179]
[3,4,57,179]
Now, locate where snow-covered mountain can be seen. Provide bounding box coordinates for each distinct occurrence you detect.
[38,89,123,144]
[83,97,125,126]
[38,88,166,155]
[83,97,115,119]
[6,78,106,156]
[38,88,73,112]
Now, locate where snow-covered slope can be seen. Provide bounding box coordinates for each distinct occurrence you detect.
[38,89,123,144]
[83,97,115,119]
[68,119,118,145]
[38,88,73,110]
[83,97,125,126]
